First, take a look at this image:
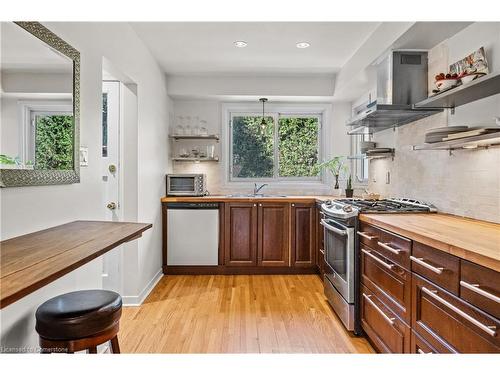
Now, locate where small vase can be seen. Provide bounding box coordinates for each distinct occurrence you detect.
[345,189,354,198]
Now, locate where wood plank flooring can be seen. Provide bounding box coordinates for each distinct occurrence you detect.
[119,275,374,353]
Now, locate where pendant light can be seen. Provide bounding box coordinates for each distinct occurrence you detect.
[259,98,268,132]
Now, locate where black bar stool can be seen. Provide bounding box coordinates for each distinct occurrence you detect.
[35,290,122,354]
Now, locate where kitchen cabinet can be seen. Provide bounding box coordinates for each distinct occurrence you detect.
[360,283,411,353]
[257,202,290,267]
[224,203,258,266]
[291,203,316,267]
[359,221,500,353]
[412,273,499,353]
[224,201,313,270]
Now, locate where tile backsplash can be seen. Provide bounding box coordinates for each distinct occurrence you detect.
[369,112,500,223]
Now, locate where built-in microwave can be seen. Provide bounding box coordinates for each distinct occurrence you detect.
[166,174,207,196]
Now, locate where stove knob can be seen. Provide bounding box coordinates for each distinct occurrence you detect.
[343,205,353,212]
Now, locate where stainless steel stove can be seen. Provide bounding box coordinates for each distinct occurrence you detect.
[321,198,436,218]
[320,198,436,334]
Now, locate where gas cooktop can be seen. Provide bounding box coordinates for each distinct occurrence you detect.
[321,198,436,218]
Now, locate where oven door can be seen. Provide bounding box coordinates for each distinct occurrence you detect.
[320,217,355,303]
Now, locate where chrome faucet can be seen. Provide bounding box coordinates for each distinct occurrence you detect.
[253,183,268,195]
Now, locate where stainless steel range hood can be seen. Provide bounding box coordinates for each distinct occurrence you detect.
[346,50,442,133]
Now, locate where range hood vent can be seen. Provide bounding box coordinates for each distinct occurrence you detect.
[347,50,442,133]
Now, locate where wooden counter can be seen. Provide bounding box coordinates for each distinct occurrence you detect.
[161,195,337,204]
[0,221,152,309]
[360,213,500,272]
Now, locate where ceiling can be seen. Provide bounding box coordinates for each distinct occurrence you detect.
[130,22,380,75]
[1,22,72,73]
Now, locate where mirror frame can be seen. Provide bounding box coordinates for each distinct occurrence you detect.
[0,21,80,187]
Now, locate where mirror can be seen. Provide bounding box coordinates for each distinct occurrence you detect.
[0,22,80,187]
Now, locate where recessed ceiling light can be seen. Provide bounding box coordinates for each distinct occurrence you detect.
[233,40,248,48]
[296,42,310,49]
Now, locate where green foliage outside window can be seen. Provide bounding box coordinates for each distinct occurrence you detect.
[232,116,274,178]
[231,115,319,179]
[35,115,73,170]
[278,117,318,177]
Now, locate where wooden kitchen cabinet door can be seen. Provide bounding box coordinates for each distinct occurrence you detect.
[224,203,258,266]
[291,203,316,268]
[257,202,290,267]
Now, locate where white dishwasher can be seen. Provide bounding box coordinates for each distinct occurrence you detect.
[166,202,219,265]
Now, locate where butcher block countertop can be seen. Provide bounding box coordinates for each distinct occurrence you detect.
[161,195,337,203]
[360,213,500,272]
[0,221,152,309]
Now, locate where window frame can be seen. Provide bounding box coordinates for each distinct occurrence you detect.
[352,132,370,185]
[222,103,330,187]
[17,100,73,166]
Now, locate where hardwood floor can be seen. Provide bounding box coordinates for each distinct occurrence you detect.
[119,275,374,353]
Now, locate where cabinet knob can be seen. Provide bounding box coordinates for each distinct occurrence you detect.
[253,204,257,207]
[291,203,295,207]
[259,203,262,207]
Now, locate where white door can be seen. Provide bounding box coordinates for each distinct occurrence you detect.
[102,81,122,292]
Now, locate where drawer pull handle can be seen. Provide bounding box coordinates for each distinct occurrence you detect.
[417,348,432,354]
[377,241,401,254]
[362,293,395,325]
[358,231,378,240]
[410,256,444,274]
[362,248,394,270]
[460,281,500,304]
[421,287,497,337]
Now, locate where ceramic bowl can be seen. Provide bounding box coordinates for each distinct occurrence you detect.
[435,78,458,91]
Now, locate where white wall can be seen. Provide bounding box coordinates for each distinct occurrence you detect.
[0,22,170,351]
[170,97,353,195]
[369,22,500,223]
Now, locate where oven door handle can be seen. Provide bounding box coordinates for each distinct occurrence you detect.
[320,219,348,236]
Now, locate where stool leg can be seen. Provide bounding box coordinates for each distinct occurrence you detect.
[110,336,120,354]
[88,347,97,354]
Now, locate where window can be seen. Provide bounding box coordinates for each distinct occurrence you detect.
[353,132,370,183]
[18,101,73,170]
[102,92,108,157]
[230,111,321,181]
[31,111,73,170]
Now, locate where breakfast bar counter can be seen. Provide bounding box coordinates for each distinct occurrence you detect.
[0,221,152,309]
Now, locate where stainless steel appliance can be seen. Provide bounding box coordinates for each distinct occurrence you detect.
[347,50,441,132]
[320,198,435,334]
[166,202,219,266]
[166,174,207,196]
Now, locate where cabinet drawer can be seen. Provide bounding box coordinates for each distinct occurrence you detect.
[411,242,459,295]
[461,260,500,319]
[361,283,411,353]
[410,331,443,354]
[412,274,500,353]
[359,223,411,270]
[361,245,411,323]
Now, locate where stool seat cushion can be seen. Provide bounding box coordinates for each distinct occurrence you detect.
[35,290,122,340]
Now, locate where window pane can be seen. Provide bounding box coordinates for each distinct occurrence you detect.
[232,115,274,178]
[278,117,319,177]
[34,114,73,170]
[102,92,108,157]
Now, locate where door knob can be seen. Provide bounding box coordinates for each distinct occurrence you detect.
[107,202,117,210]
[108,164,117,173]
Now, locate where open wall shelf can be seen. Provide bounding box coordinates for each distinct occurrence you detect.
[169,134,219,141]
[414,71,500,110]
[412,132,500,151]
[348,149,395,160]
[172,157,219,162]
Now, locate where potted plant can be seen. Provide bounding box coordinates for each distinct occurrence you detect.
[315,156,348,196]
[345,175,354,198]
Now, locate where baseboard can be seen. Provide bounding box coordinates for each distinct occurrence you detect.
[122,269,163,306]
